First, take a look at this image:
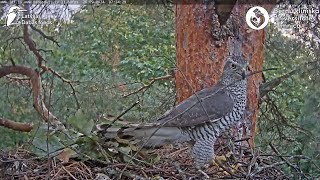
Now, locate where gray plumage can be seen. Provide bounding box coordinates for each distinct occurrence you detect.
[97,56,248,168]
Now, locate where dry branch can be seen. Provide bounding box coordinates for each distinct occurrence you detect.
[30,25,60,46]
[269,143,304,177]
[2,140,311,179]
[0,117,33,132]
[123,75,173,97]
[97,100,140,130]
[23,22,79,109]
[23,25,47,71]
[259,69,297,98]
[0,65,63,130]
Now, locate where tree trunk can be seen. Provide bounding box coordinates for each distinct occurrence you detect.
[175,2,275,145]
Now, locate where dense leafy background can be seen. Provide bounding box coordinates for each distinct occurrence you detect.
[0,4,319,177]
[0,5,176,148]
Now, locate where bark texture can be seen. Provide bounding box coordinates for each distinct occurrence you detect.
[175,2,275,145]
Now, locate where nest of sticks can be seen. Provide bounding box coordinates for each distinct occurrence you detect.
[0,137,308,180]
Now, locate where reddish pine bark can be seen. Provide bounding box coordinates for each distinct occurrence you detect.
[175,2,275,145]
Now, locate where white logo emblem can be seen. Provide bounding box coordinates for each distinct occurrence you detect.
[246,6,269,30]
[4,5,27,27]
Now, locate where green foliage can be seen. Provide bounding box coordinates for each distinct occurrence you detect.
[256,24,320,176]
[55,5,175,81]
[296,85,320,174]
[0,5,175,151]
[69,109,94,135]
[0,4,319,178]
[31,124,65,157]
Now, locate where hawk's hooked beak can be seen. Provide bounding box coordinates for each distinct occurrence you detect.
[241,67,247,80]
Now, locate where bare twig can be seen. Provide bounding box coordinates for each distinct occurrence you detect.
[123,75,173,97]
[174,162,187,180]
[0,65,63,129]
[269,143,304,177]
[259,69,297,98]
[30,25,60,46]
[98,100,140,131]
[215,160,242,178]
[61,166,77,180]
[22,17,80,109]
[45,67,80,109]
[250,161,286,178]
[260,60,320,98]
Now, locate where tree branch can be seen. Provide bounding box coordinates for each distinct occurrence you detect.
[259,60,320,98]
[269,142,304,176]
[123,75,173,97]
[30,25,60,46]
[22,19,79,109]
[23,24,47,71]
[0,65,64,129]
[259,69,297,98]
[0,117,33,132]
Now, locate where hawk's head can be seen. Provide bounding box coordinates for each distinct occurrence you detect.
[222,56,249,85]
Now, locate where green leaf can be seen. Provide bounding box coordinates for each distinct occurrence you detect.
[69,109,94,135]
[31,124,64,157]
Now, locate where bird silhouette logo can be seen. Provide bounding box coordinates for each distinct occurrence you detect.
[4,5,27,27]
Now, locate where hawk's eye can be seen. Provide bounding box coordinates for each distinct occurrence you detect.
[231,63,236,70]
[246,66,250,71]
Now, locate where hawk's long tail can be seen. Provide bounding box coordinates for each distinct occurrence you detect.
[96,123,190,147]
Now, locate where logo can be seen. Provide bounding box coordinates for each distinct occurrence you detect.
[4,5,27,27]
[246,6,269,30]
[3,5,54,27]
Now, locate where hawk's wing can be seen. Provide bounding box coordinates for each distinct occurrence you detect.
[157,82,234,127]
